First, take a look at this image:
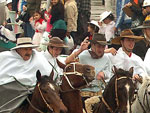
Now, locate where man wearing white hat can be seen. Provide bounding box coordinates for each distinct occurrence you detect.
[0,37,53,112]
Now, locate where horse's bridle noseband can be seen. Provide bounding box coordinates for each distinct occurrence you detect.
[102,76,132,113]
[63,62,89,90]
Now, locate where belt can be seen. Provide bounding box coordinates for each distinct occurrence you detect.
[80,90,102,97]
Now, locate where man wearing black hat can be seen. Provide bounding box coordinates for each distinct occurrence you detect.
[65,33,112,112]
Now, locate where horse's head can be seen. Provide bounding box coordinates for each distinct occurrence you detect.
[134,76,150,112]
[63,62,95,89]
[112,66,135,113]
[34,70,67,113]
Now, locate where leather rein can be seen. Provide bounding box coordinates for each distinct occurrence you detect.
[101,76,132,113]
[27,83,54,113]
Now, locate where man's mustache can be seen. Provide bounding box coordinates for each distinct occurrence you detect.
[25,54,31,57]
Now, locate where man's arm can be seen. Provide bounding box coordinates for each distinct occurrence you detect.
[65,38,90,64]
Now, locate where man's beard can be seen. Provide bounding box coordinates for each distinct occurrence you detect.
[88,50,104,59]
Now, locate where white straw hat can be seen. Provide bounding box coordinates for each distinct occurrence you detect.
[6,0,12,5]
[99,11,112,22]
[11,37,38,50]
[143,0,150,7]
[88,20,99,28]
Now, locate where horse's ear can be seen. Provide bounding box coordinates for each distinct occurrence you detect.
[36,70,42,82]
[56,58,66,70]
[49,69,54,81]
[129,67,133,77]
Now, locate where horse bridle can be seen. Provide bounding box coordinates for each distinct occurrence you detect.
[137,83,150,113]
[63,62,89,90]
[27,83,54,113]
[101,76,132,113]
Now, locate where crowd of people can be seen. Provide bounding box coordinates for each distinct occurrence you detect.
[1,0,150,113]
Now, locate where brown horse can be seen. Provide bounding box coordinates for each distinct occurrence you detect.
[94,66,135,113]
[60,62,95,113]
[17,70,67,113]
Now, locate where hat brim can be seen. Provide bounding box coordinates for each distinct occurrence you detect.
[89,40,110,45]
[45,43,68,48]
[131,25,150,30]
[99,11,111,22]
[111,35,144,45]
[11,44,39,50]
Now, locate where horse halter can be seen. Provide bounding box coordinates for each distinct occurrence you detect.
[63,62,89,89]
[102,76,132,113]
[137,83,150,113]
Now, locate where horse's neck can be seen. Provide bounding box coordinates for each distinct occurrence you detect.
[61,80,83,113]
[61,90,83,113]
[102,83,117,110]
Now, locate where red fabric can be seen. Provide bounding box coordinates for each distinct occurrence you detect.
[89,34,93,40]
[134,0,138,4]
[35,18,44,32]
[129,53,132,57]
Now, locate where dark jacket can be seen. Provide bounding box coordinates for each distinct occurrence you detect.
[50,2,64,24]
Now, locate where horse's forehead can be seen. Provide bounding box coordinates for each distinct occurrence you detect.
[48,83,56,91]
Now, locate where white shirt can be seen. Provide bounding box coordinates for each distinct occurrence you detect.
[0,50,52,86]
[0,0,6,3]
[107,47,147,77]
[42,50,63,85]
[99,21,115,41]
[144,48,150,75]
[76,49,112,92]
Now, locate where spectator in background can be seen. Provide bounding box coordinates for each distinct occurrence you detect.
[114,0,132,33]
[0,0,6,25]
[30,10,46,51]
[82,20,99,42]
[132,19,150,60]
[99,11,115,43]
[16,4,30,37]
[64,0,78,46]
[76,0,91,44]
[50,0,67,40]
[27,0,42,16]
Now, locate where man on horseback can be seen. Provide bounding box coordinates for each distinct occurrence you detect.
[109,29,148,80]
[0,37,53,112]
[65,33,112,112]
[42,37,68,85]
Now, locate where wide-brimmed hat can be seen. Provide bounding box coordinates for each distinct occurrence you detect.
[11,37,38,50]
[6,0,12,5]
[88,20,99,28]
[132,20,150,30]
[143,0,150,7]
[99,11,112,22]
[89,33,109,45]
[46,37,68,48]
[111,29,144,45]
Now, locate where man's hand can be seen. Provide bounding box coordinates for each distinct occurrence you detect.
[78,37,90,52]
[96,72,105,80]
[133,74,142,83]
[105,47,117,55]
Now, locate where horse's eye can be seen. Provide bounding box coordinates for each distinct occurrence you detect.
[68,66,72,69]
[42,90,48,94]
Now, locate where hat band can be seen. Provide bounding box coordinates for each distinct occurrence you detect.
[17,42,32,46]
